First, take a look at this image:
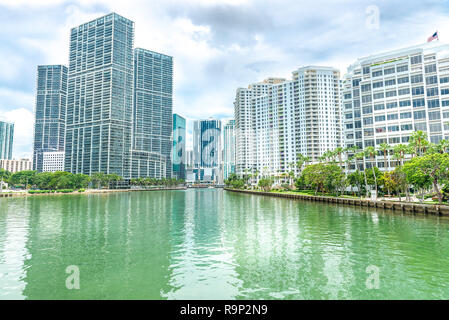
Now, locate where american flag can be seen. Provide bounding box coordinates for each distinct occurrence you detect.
[427,31,439,42]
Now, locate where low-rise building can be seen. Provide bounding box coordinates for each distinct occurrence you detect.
[0,159,32,173]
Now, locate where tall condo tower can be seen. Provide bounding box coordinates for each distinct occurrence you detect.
[132,48,173,179]
[33,65,67,172]
[172,113,186,180]
[0,120,14,160]
[234,68,341,177]
[223,119,236,180]
[64,13,134,178]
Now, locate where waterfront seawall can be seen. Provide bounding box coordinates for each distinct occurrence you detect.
[224,188,449,216]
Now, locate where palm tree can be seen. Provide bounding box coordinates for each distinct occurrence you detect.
[356,151,368,196]
[365,146,378,199]
[410,130,428,156]
[393,144,408,166]
[334,147,344,171]
[379,142,390,172]
[438,139,449,153]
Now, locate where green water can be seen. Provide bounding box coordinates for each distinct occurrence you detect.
[1,189,449,299]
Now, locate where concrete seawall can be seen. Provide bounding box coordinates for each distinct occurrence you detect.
[224,188,449,216]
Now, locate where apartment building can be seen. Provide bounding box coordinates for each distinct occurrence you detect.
[234,67,341,177]
[33,65,67,172]
[0,159,32,173]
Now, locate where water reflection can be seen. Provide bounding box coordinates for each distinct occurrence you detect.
[0,190,449,299]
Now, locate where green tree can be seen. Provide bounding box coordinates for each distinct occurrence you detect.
[258,177,273,191]
[403,153,449,204]
[9,170,36,189]
[347,170,364,197]
[0,168,11,191]
[365,146,378,198]
[409,130,428,156]
[379,142,391,172]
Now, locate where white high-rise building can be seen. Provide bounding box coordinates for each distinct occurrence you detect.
[343,41,449,171]
[234,67,342,178]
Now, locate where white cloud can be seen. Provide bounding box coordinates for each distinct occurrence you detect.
[1,108,34,159]
[0,88,34,111]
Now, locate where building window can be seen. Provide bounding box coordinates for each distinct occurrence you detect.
[411,74,423,83]
[387,113,398,120]
[374,103,385,111]
[414,110,426,119]
[425,64,437,73]
[412,86,424,95]
[428,111,441,120]
[413,98,425,108]
[428,99,440,108]
[410,55,422,65]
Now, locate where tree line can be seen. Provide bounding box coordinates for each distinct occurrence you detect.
[0,170,184,191]
[225,131,449,204]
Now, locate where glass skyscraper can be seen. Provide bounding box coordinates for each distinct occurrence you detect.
[132,48,173,178]
[33,65,67,172]
[65,13,134,178]
[0,120,14,160]
[193,119,222,168]
[172,113,186,180]
[223,119,235,180]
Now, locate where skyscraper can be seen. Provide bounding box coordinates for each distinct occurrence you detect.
[223,119,235,180]
[234,67,341,178]
[192,119,222,182]
[132,48,173,179]
[343,41,449,171]
[172,113,186,180]
[0,120,14,160]
[65,13,134,178]
[33,65,67,172]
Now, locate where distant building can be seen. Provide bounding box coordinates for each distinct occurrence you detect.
[42,151,65,172]
[223,119,235,180]
[0,120,14,160]
[33,65,67,172]
[172,114,186,180]
[186,149,194,168]
[192,119,222,183]
[0,159,32,173]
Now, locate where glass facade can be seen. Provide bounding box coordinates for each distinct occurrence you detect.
[172,113,186,180]
[33,65,67,172]
[193,119,222,168]
[223,119,235,180]
[65,13,134,178]
[132,48,173,178]
[0,121,14,160]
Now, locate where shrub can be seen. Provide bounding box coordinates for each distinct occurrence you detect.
[28,190,51,194]
[56,189,74,193]
[78,188,86,193]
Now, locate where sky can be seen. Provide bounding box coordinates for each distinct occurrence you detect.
[1,0,449,158]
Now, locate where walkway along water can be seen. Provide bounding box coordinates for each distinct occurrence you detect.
[224,188,449,216]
